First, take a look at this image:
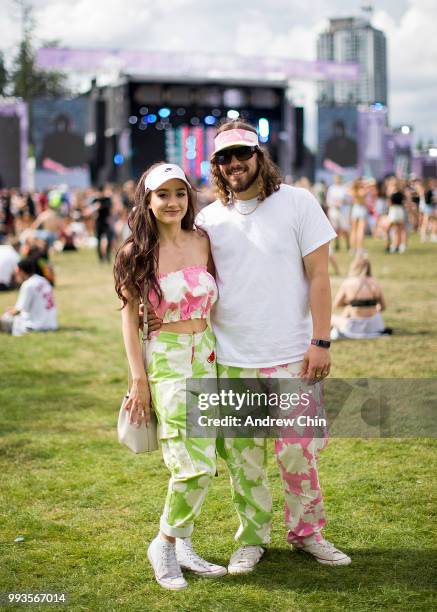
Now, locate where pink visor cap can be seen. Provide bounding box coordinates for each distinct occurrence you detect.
[213,128,259,155]
[144,164,191,192]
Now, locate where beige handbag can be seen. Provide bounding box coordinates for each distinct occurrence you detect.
[117,292,159,453]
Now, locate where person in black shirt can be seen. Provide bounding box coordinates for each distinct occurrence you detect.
[92,186,114,262]
[386,178,407,253]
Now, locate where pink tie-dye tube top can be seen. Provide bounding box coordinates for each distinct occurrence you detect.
[148,265,218,323]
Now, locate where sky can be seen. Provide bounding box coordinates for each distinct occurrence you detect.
[1,0,436,149]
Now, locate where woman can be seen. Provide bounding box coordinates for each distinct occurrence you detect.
[420,179,437,242]
[113,163,227,590]
[386,178,407,253]
[331,255,387,340]
[349,178,368,254]
[372,180,389,240]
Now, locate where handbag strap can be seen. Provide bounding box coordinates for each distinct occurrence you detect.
[127,280,148,391]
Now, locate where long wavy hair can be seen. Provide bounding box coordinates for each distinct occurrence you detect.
[210,120,282,205]
[113,162,196,308]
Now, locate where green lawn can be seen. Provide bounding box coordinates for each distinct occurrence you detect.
[0,236,436,611]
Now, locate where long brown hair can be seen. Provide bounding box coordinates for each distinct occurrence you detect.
[210,120,282,205]
[113,162,196,308]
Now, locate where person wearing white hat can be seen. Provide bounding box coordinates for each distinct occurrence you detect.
[195,120,352,572]
[114,162,227,590]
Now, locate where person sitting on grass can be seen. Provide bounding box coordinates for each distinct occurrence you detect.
[331,254,390,340]
[0,237,21,291]
[0,257,58,336]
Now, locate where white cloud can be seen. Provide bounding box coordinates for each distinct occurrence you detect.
[0,0,436,145]
[373,0,437,141]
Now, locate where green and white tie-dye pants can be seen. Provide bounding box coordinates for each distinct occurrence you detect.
[145,327,217,538]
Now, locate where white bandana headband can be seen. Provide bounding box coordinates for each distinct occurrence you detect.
[144,164,191,192]
[213,128,259,155]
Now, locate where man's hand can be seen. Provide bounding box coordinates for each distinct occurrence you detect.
[138,303,162,334]
[300,345,331,383]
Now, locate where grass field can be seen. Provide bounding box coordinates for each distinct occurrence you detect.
[0,235,436,611]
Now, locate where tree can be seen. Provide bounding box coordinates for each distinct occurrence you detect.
[10,0,69,101]
[0,52,8,95]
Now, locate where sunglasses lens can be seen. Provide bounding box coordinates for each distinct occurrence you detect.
[216,151,231,165]
[216,146,255,165]
[235,146,255,161]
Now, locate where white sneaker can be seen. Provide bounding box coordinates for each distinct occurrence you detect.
[147,536,188,590]
[398,243,407,253]
[228,545,264,575]
[176,538,227,577]
[292,538,351,566]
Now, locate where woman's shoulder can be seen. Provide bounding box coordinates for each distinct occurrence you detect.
[343,276,358,288]
[190,228,210,250]
[191,227,209,240]
[368,276,382,290]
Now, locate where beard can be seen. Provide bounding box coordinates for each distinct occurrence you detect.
[225,163,259,194]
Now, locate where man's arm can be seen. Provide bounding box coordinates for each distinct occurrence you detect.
[304,243,332,339]
[301,243,332,380]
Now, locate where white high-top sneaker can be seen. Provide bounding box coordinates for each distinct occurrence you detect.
[227,545,265,575]
[176,538,227,577]
[147,536,188,590]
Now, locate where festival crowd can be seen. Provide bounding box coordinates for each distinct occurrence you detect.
[0,173,435,337]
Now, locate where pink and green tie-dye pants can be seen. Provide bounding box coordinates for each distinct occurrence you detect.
[217,361,327,546]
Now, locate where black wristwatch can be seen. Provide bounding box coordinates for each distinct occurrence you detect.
[311,338,331,349]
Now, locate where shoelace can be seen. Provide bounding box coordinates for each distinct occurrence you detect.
[232,545,260,563]
[305,540,339,555]
[181,540,212,569]
[314,540,334,551]
[159,543,182,578]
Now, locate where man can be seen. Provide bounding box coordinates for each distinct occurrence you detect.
[149,120,351,572]
[323,119,357,168]
[196,120,351,571]
[0,257,57,336]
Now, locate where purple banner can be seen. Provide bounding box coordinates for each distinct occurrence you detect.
[37,48,359,82]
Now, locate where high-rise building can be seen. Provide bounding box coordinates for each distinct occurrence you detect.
[317,17,387,106]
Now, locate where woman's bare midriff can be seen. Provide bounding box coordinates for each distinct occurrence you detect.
[160,318,207,334]
[343,305,379,318]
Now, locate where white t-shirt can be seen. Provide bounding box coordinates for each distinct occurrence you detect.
[0,245,20,285]
[326,184,347,209]
[14,274,58,335]
[196,184,336,367]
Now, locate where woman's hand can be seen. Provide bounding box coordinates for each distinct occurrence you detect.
[138,303,163,334]
[124,377,152,426]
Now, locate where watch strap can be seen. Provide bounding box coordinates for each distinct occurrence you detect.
[311,338,331,349]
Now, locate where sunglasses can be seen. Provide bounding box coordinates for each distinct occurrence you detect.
[214,146,257,166]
